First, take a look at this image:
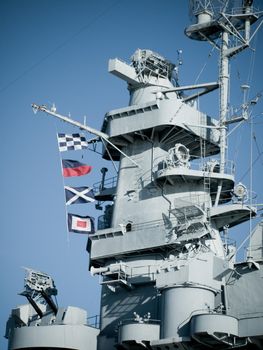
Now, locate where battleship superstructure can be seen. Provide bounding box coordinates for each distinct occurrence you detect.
[5,1,263,349]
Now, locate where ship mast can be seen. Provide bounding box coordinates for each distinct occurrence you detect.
[217,29,229,206]
[219,29,228,175]
[186,0,262,205]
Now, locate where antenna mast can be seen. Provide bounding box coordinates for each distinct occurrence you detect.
[186,0,261,204]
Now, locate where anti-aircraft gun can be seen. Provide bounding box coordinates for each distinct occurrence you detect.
[5,268,99,349]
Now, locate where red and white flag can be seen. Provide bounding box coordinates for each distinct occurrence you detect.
[67,213,95,234]
[62,159,92,177]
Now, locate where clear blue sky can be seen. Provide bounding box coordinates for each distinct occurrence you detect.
[1,1,263,348]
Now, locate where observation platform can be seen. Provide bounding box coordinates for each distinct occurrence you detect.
[101,99,220,160]
[155,158,235,204]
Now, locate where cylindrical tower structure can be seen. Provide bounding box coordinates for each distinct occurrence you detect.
[160,286,215,340]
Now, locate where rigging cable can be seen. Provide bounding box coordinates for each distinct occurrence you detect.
[0,0,123,94]
[253,131,263,167]
[239,150,263,182]
[246,33,257,101]
[194,45,216,84]
[53,121,71,245]
[232,28,258,163]
[101,138,118,173]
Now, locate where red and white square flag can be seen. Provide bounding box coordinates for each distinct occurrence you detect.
[68,213,95,234]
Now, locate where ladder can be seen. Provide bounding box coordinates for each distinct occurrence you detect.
[200,131,211,222]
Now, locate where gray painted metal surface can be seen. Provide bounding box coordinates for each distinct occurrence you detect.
[6,2,263,350]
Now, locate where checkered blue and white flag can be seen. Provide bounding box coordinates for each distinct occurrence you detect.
[57,133,88,152]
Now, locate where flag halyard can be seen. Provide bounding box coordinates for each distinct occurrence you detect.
[57,134,95,233]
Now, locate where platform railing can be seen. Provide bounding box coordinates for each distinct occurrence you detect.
[230,6,259,15]
[87,314,100,329]
[118,318,160,326]
[93,176,117,194]
[245,244,263,261]
[154,154,235,176]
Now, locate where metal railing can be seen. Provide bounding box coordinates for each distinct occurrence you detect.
[87,314,100,329]
[93,176,117,194]
[245,244,263,259]
[118,317,160,326]
[154,154,235,176]
[230,6,259,15]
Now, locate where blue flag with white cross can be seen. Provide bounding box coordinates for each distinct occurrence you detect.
[65,186,95,205]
